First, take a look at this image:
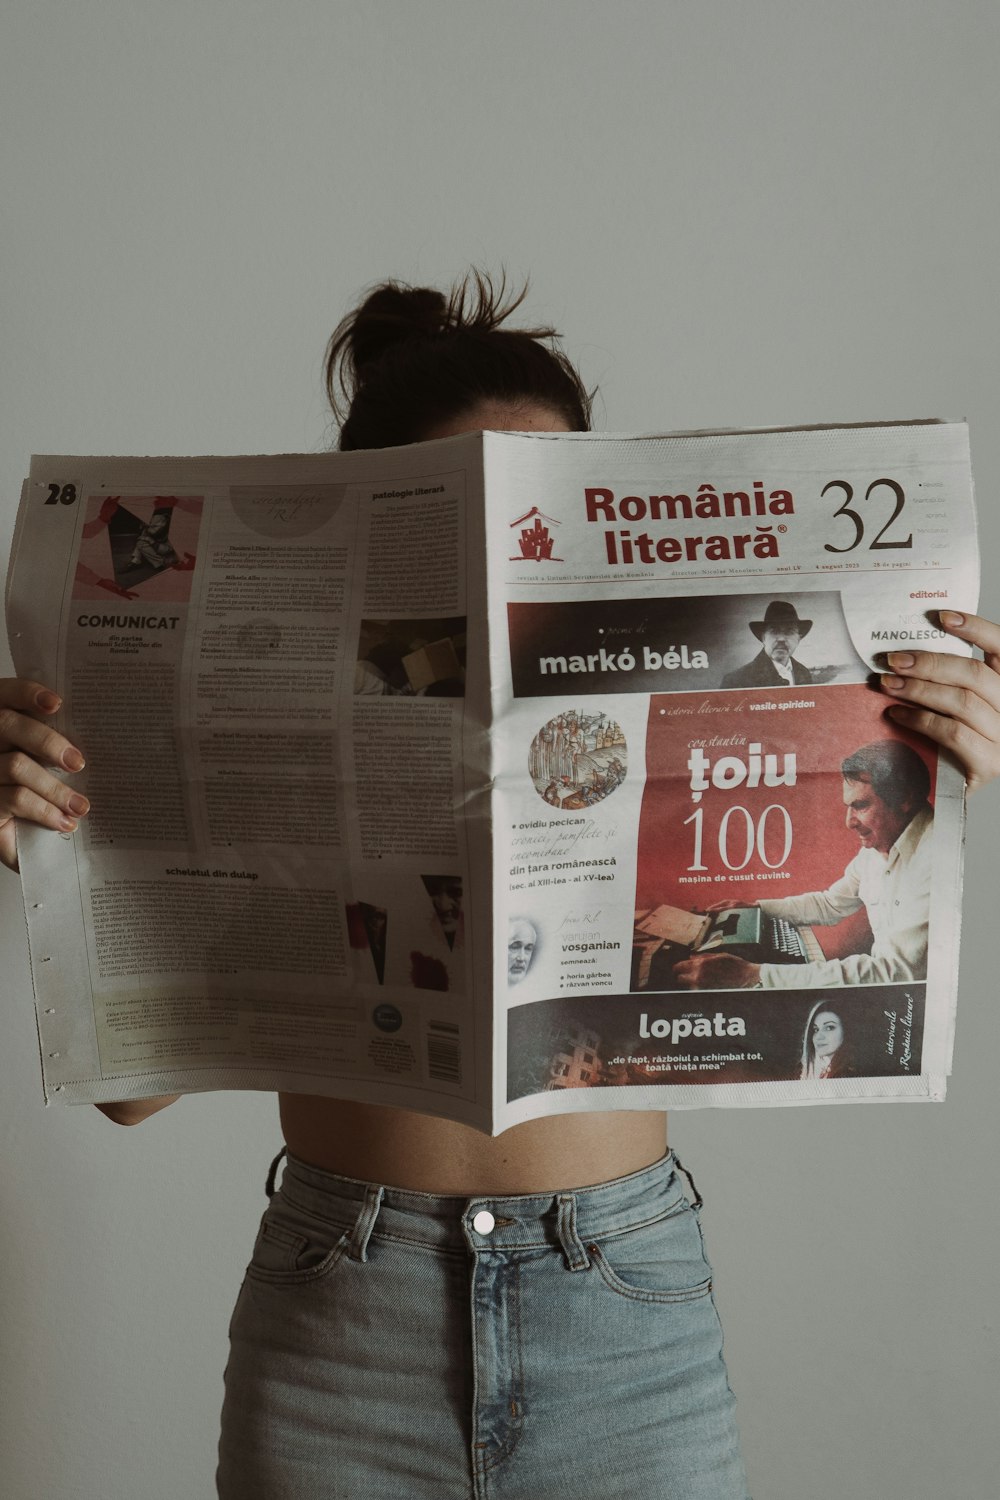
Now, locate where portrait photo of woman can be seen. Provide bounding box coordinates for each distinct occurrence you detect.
[800,1001,859,1080]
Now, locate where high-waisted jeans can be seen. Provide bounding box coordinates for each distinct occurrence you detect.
[217,1149,750,1498]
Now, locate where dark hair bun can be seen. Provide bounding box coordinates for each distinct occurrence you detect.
[349,285,449,377]
[325,270,593,449]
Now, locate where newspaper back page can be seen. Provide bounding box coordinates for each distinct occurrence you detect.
[8,439,493,1128]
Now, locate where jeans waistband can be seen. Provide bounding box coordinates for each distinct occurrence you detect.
[270,1149,697,1259]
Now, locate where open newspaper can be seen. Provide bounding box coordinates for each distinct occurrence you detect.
[6,422,977,1133]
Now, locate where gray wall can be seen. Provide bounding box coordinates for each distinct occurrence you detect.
[2,4,997,1496]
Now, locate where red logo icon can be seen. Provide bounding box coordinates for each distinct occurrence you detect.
[509,507,563,562]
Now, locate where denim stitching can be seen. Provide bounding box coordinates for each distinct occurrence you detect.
[587,1245,713,1304]
[245,1231,350,1287]
[274,1193,691,1255]
[478,1258,526,1475]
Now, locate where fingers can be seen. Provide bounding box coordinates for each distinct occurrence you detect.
[877,611,1000,791]
[0,688,85,773]
[0,677,64,717]
[876,609,1000,689]
[0,794,84,873]
[882,703,997,790]
[0,824,19,873]
[0,681,89,865]
[880,663,1000,733]
[937,609,1000,666]
[0,751,90,825]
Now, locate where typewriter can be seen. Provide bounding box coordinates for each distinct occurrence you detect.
[632,903,811,990]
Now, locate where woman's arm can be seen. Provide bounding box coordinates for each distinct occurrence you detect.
[94,1096,182,1126]
[0,678,180,1123]
[880,611,1000,793]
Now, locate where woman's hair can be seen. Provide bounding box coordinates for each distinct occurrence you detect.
[800,1000,853,1080]
[325,270,592,450]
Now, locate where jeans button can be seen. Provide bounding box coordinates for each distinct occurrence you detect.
[472,1209,496,1234]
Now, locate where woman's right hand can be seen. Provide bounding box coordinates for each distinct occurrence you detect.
[0,679,89,873]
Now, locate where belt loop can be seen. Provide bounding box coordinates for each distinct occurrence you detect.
[672,1153,703,1211]
[556,1194,591,1271]
[264,1147,287,1199]
[349,1183,384,1263]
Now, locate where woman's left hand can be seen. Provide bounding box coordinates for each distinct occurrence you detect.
[880,610,1000,793]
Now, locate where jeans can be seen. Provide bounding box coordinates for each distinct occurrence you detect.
[217,1149,750,1498]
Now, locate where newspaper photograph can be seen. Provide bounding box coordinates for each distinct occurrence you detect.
[6,422,977,1132]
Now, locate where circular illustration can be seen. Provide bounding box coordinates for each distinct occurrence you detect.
[528,708,627,810]
[229,483,345,539]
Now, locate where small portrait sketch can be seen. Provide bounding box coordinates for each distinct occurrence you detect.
[528,708,627,810]
[507,917,538,986]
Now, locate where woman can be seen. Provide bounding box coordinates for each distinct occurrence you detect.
[800,1002,856,1080]
[3,273,1000,1499]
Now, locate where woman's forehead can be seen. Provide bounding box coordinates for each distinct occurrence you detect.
[423,401,571,440]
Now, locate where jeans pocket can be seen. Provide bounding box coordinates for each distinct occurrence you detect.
[587,1200,713,1305]
[245,1195,350,1287]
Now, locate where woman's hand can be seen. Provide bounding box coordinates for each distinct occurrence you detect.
[880,611,1000,794]
[0,680,89,872]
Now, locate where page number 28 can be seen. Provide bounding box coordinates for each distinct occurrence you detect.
[44,483,78,505]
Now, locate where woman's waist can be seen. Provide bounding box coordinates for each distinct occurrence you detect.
[271,1132,684,1252]
[278,1092,668,1196]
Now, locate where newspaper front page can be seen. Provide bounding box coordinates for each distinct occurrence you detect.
[488,422,977,1128]
[6,423,977,1132]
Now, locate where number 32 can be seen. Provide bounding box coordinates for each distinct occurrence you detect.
[822,478,912,553]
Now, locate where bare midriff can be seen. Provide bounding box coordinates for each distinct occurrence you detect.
[278,1093,669,1196]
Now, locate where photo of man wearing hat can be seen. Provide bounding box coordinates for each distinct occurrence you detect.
[721,600,814,689]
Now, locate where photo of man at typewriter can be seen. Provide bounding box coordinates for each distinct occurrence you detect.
[673,739,933,990]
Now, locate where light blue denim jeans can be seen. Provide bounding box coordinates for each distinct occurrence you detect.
[217,1150,750,1498]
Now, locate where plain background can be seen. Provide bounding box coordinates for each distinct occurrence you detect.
[2,4,998,1496]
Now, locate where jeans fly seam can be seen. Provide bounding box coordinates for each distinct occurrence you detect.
[476,1258,526,1475]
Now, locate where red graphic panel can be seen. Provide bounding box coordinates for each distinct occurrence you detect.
[635,683,935,947]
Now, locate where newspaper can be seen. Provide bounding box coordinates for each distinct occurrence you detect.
[6,422,977,1133]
